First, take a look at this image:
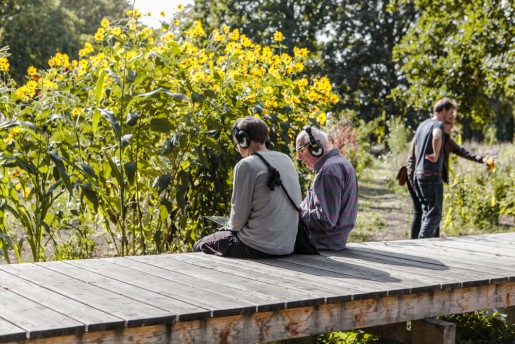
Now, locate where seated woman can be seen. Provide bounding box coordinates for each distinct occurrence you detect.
[194,116,301,258]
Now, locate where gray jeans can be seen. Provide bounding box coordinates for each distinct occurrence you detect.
[414,175,443,238]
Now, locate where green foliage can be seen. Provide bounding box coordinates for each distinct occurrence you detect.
[0,10,338,262]
[442,145,514,235]
[191,0,418,129]
[391,0,515,140]
[440,311,515,344]
[386,116,412,158]
[0,0,129,83]
[318,330,379,343]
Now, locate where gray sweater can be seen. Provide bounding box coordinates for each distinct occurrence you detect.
[224,150,301,255]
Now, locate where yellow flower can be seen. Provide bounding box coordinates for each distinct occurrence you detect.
[293,47,309,58]
[110,27,122,36]
[174,19,180,26]
[5,126,22,144]
[178,4,184,10]
[0,57,9,72]
[10,167,23,178]
[147,11,152,17]
[27,66,37,76]
[273,31,284,42]
[94,27,105,41]
[317,112,327,126]
[101,19,109,28]
[160,11,165,17]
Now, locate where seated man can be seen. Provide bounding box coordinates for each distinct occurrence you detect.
[295,126,358,250]
[194,116,302,258]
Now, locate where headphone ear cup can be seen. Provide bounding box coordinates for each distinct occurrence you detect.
[238,131,250,149]
[308,142,324,157]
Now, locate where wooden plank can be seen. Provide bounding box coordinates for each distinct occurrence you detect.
[150,253,338,304]
[0,287,84,340]
[381,236,515,258]
[166,253,414,300]
[108,256,302,312]
[0,318,26,343]
[0,263,174,328]
[63,258,273,316]
[0,270,124,332]
[271,254,458,293]
[176,253,401,301]
[350,241,515,274]
[39,261,211,322]
[1,324,171,344]
[329,248,510,286]
[125,254,344,306]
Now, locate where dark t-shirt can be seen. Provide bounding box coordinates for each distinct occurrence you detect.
[414,118,445,173]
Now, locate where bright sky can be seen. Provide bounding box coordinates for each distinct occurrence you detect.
[130,0,194,28]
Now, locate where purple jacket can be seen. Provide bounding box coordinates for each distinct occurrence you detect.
[300,149,358,250]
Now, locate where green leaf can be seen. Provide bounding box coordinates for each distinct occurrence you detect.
[126,112,140,126]
[150,118,173,133]
[48,151,73,194]
[121,134,132,147]
[100,108,121,139]
[153,174,172,194]
[81,184,99,212]
[192,91,204,103]
[106,69,122,88]
[124,162,137,185]
[105,154,123,185]
[80,163,97,179]
[138,88,191,102]
[95,70,107,106]
[14,157,37,175]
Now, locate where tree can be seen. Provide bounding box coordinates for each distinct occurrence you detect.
[391,0,515,140]
[0,0,129,83]
[191,0,418,132]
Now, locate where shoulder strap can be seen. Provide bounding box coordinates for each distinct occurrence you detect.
[253,152,301,213]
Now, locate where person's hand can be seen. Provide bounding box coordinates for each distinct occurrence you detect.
[425,153,438,163]
[484,157,495,172]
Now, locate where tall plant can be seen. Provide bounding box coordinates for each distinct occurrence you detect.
[0,9,339,262]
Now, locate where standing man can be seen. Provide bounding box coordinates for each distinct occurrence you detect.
[412,97,456,238]
[194,116,301,258]
[407,118,489,239]
[296,126,358,250]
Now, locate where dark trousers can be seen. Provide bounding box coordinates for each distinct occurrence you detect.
[414,175,443,238]
[407,180,422,239]
[193,231,279,258]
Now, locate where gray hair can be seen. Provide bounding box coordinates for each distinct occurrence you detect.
[297,127,329,149]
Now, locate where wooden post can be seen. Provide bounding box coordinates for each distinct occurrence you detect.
[506,306,515,325]
[367,318,455,344]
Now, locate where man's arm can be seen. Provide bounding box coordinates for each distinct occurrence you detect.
[425,127,442,163]
[301,173,342,230]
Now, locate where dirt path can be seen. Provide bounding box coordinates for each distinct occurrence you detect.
[352,161,413,243]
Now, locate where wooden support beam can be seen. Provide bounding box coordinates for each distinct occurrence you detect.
[4,283,514,344]
[507,306,515,325]
[367,318,455,344]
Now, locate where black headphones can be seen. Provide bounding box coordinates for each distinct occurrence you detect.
[232,123,251,149]
[303,126,324,157]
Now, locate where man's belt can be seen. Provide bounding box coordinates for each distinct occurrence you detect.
[415,170,441,177]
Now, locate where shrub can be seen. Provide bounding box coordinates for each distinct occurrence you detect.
[0,9,339,261]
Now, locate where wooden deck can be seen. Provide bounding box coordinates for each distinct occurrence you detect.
[0,232,514,343]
